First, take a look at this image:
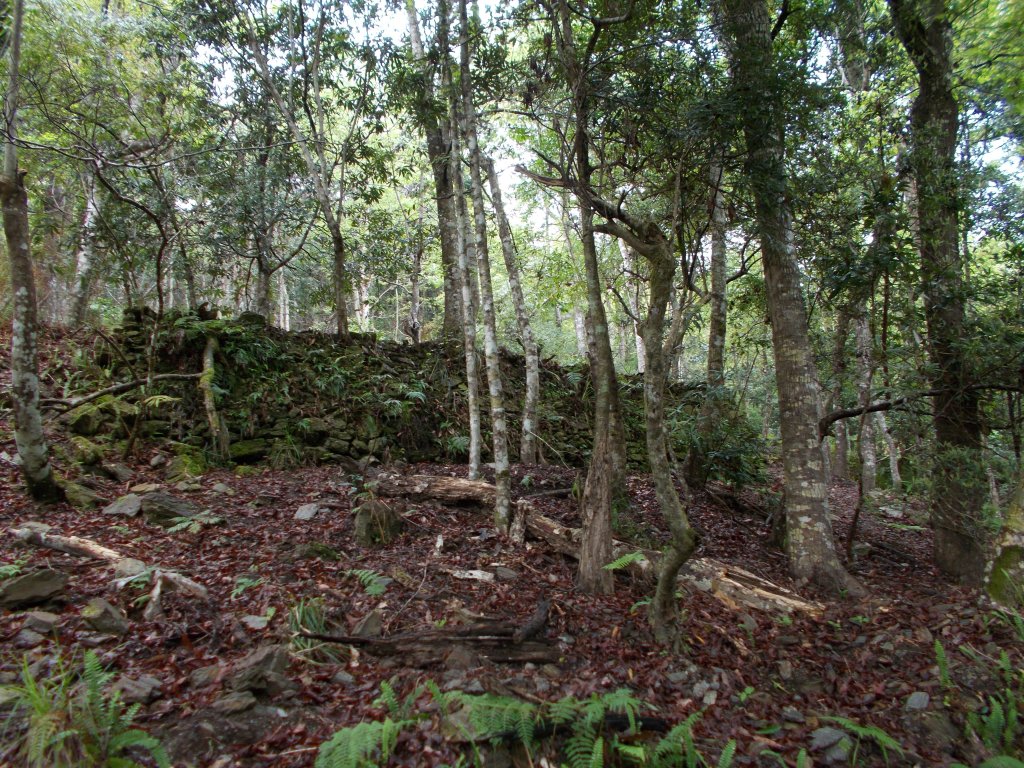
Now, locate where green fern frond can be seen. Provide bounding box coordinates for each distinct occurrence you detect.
[602,551,647,571]
[717,739,737,767]
[315,718,408,768]
[346,569,392,597]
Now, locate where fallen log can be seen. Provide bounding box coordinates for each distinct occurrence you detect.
[9,522,209,617]
[374,474,821,615]
[299,604,559,666]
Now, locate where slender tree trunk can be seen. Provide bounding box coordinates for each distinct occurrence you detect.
[278,268,290,331]
[405,0,462,338]
[460,0,510,529]
[721,0,861,594]
[486,158,541,463]
[685,159,729,487]
[876,412,901,488]
[618,240,645,373]
[830,308,852,480]
[444,33,482,480]
[2,0,61,502]
[70,171,99,326]
[853,305,876,494]
[890,0,986,584]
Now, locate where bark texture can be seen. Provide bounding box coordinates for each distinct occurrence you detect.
[721,0,860,594]
[2,0,61,502]
[889,0,986,584]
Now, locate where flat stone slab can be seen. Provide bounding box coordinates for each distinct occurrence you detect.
[294,503,320,521]
[0,569,68,609]
[103,493,142,517]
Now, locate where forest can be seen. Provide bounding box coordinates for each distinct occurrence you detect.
[0,0,1023,765]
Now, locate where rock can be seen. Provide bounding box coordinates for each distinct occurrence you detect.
[104,463,134,483]
[493,566,518,581]
[227,645,292,696]
[131,482,162,493]
[103,493,142,517]
[174,480,202,492]
[905,691,930,711]
[23,611,59,634]
[140,491,199,528]
[778,660,793,680]
[189,664,222,689]
[114,674,163,704]
[212,483,235,495]
[810,727,848,752]
[65,404,105,436]
[61,480,106,510]
[14,628,45,648]
[294,503,320,521]
[230,439,271,463]
[354,500,403,546]
[82,598,129,635]
[331,670,355,685]
[150,454,168,468]
[241,614,271,630]
[70,436,104,465]
[444,646,481,670]
[353,609,383,638]
[0,569,67,609]
[212,691,258,714]
[782,706,805,723]
[112,558,147,578]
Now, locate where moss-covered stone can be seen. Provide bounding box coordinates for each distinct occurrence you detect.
[60,479,105,510]
[230,439,270,463]
[69,436,104,466]
[65,405,105,436]
[165,442,207,480]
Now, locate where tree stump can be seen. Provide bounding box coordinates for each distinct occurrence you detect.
[354,500,403,546]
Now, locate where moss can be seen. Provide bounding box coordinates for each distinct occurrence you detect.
[988,546,1023,607]
[233,465,262,477]
[70,436,104,466]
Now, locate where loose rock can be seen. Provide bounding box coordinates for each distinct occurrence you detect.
[103,493,142,517]
[0,569,68,609]
[82,598,129,635]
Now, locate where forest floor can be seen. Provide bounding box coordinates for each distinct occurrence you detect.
[1,330,1021,767]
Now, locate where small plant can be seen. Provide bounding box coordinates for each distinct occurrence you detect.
[0,650,169,768]
[820,715,903,765]
[167,510,224,535]
[936,639,953,689]
[269,434,304,470]
[231,571,265,600]
[346,569,392,597]
[290,597,345,664]
[603,551,647,571]
[0,556,28,581]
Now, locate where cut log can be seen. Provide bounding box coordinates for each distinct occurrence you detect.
[374,475,821,615]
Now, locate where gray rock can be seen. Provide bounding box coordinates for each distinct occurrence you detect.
[140,491,198,528]
[810,726,848,752]
[104,463,134,483]
[213,690,258,713]
[227,645,292,696]
[82,598,129,635]
[114,674,162,704]
[150,454,168,468]
[782,706,805,723]
[14,628,45,648]
[0,569,67,609]
[331,670,355,685]
[103,493,142,517]
[353,609,383,638]
[212,483,235,495]
[493,566,518,581]
[906,691,930,711]
[189,664,222,689]
[23,611,59,634]
[294,503,320,521]
[62,481,106,510]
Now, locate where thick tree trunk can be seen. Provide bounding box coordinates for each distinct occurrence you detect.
[486,158,541,464]
[890,0,985,584]
[405,0,462,338]
[460,0,510,530]
[2,0,61,502]
[721,0,860,595]
[988,473,1024,609]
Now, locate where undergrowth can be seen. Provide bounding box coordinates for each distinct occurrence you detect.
[0,649,169,768]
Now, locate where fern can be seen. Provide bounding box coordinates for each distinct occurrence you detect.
[602,551,647,571]
[821,715,903,763]
[315,718,407,768]
[346,569,392,597]
[935,639,952,688]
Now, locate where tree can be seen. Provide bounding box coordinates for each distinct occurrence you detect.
[2,0,62,501]
[719,0,862,594]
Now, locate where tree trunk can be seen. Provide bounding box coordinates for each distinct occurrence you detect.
[460,0,510,530]
[618,240,646,373]
[405,0,462,339]
[70,171,99,326]
[889,0,986,584]
[988,473,1024,609]
[830,308,852,480]
[486,158,541,464]
[853,305,876,494]
[444,28,482,480]
[721,0,860,595]
[2,0,61,502]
